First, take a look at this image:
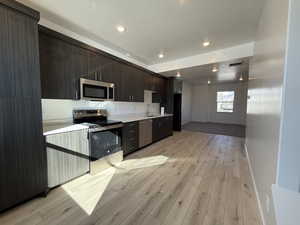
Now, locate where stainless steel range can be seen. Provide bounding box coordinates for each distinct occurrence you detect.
[73,109,123,174]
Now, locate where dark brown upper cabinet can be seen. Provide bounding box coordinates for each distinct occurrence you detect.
[152,77,166,104]
[132,68,145,102]
[39,32,89,99]
[39,26,165,102]
[100,61,123,101]
[143,73,154,91]
[87,51,114,81]
[71,46,89,99]
[120,64,144,102]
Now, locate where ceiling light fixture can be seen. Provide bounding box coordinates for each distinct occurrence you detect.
[208,80,211,85]
[116,25,126,33]
[203,41,211,47]
[158,53,164,59]
[176,72,181,78]
[239,76,244,81]
[212,67,218,73]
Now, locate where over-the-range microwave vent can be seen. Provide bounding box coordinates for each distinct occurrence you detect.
[229,62,243,67]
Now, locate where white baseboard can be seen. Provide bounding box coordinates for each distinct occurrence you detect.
[244,143,266,225]
[272,184,300,225]
[181,121,192,126]
[190,120,245,126]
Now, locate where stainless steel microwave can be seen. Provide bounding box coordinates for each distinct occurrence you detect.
[80,78,115,101]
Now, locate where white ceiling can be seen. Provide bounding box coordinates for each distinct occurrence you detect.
[162,57,250,85]
[20,0,264,65]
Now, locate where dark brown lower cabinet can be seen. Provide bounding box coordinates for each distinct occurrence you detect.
[152,118,162,142]
[164,116,173,137]
[0,1,47,212]
[152,117,173,142]
[122,122,139,155]
[123,117,173,156]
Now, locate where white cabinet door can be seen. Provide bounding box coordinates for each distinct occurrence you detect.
[46,129,89,188]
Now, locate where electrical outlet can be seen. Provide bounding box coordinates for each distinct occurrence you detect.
[266,194,270,213]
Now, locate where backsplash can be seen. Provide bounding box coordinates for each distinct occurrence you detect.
[42,99,160,122]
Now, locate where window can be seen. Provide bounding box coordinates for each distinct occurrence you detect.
[217,91,235,113]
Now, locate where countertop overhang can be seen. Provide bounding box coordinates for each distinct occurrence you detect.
[43,114,173,135]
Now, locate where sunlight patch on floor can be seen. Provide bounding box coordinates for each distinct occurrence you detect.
[62,168,116,215]
[61,155,168,215]
[117,155,169,171]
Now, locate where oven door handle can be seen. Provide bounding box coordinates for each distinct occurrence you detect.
[89,124,123,133]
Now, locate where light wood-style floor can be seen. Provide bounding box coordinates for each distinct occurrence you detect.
[0,131,262,225]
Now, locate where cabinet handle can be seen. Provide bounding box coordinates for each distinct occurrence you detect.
[75,90,78,99]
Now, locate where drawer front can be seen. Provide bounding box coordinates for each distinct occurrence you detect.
[166,116,173,136]
[162,116,173,137]
[126,122,138,135]
[123,122,139,155]
[152,118,162,142]
[152,117,173,141]
[125,138,138,154]
[139,119,153,148]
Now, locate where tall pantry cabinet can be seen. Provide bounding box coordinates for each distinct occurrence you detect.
[0,0,47,211]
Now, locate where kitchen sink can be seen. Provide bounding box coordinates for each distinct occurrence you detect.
[146,114,160,117]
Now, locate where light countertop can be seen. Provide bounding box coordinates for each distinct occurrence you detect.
[109,113,173,123]
[43,120,88,136]
[43,114,173,135]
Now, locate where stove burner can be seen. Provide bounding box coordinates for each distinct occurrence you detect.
[73,109,122,130]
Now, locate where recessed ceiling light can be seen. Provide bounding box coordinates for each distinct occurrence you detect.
[212,67,218,72]
[203,41,211,47]
[208,80,211,84]
[90,0,97,9]
[158,53,164,59]
[176,72,181,78]
[116,25,126,33]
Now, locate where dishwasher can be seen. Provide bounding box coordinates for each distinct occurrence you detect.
[139,119,153,148]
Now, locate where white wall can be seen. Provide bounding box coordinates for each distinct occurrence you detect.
[245,0,289,224]
[191,82,248,125]
[191,84,209,122]
[181,82,192,125]
[277,0,300,193]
